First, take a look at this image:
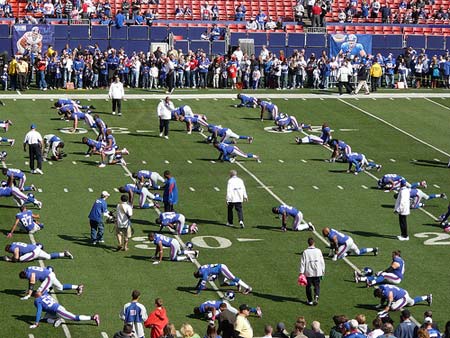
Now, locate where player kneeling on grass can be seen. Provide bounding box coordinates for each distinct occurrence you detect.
[43,134,65,161]
[148,232,198,264]
[3,167,36,192]
[378,174,427,191]
[30,290,99,329]
[179,114,208,134]
[346,152,382,175]
[7,205,43,237]
[155,212,198,235]
[235,93,257,108]
[133,170,165,190]
[98,129,129,168]
[194,297,262,323]
[119,183,162,209]
[322,227,378,261]
[274,114,311,132]
[328,139,352,162]
[373,285,431,318]
[0,119,13,132]
[19,266,83,300]
[355,250,404,287]
[213,141,261,163]
[194,263,252,295]
[271,205,314,232]
[4,242,73,262]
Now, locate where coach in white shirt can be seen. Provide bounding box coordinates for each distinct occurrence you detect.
[157,96,175,139]
[226,170,247,228]
[109,75,125,116]
[299,237,325,306]
[23,124,43,174]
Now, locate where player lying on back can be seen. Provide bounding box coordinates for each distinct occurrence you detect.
[346,152,382,175]
[378,174,427,191]
[295,123,332,145]
[7,205,43,237]
[328,139,352,162]
[355,250,404,287]
[2,167,36,191]
[322,227,378,261]
[0,181,42,208]
[257,99,279,121]
[118,184,162,209]
[43,134,65,161]
[133,170,165,189]
[373,285,431,318]
[193,263,252,294]
[179,114,208,134]
[271,205,315,232]
[155,212,198,235]
[4,242,73,262]
[213,142,261,163]
[0,119,13,132]
[235,93,257,108]
[31,290,99,329]
[148,232,198,263]
[208,124,254,144]
[274,114,311,132]
[19,266,83,300]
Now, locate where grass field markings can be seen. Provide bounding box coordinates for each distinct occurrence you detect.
[72,161,77,165]
[64,188,69,192]
[88,188,94,192]
[406,97,411,100]
[28,334,34,338]
[337,185,344,190]
[142,160,147,164]
[48,161,53,165]
[113,188,119,192]
[339,129,359,132]
[136,130,153,133]
[278,159,284,163]
[210,160,216,164]
[301,159,307,163]
[302,98,306,101]
[32,98,35,101]
[288,186,294,190]
[433,184,440,188]
[38,188,42,192]
[389,159,396,162]
[433,158,441,162]
[25,161,29,165]
[361,185,368,189]
[13,98,17,101]
[187,160,192,164]
[214,187,220,191]
[189,187,196,191]
[195,98,200,101]
[354,98,359,101]
[124,99,128,101]
[312,185,319,190]
[214,98,218,101]
[339,99,450,157]
[284,98,288,101]
[231,98,235,100]
[141,98,145,101]
[164,160,170,164]
[390,98,394,100]
[425,97,450,111]
[257,185,274,189]
[236,238,263,242]
[87,98,91,101]
[101,332,109,338]
[371,98,376,100]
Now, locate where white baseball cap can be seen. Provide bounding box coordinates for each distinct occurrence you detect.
[101,191,110,198]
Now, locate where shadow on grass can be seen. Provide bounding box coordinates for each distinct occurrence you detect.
[343,230,398,239]
[57,234,117,251]
[240,117,261,121]
[177,286,206,295]
[196,158,222,162]
[381,204,395,209]
[71,151,89,156]
[77,159,100,166]
[132,218,153,226]
[354,303,377,311]
[0,289,23,297]
[255,225,283,232]
[186,218,225,226]
[423,223,442,229]
[12,314,35,324]
[125,255,150,261]
[251,290,301,303]
[411,159,447,168]
[328,169,349,174]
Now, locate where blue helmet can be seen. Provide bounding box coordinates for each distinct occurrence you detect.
[363,267,373,276]
[186,241,194,250]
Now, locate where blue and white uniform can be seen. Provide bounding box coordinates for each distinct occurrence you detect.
[5,168,33,191]
[157,212,197,235]
[274,114,306,131]
[237,94,257,108]
[329,139,352,161]
[23,266,79,294]
[367,255,404,286]
[377,285,429,312]
[152,233,196,261]
[5,242,68,262]
[0,184,41,208]
[296,124,332,145]
[120,301,148,338]
[347,152,381,174]
[15,209,43,233]
[194,263,251,294]
[135,170,164,189]
[326,228,376,259]
[43,134,63,159]
[274,205,308,231]
[258,100,279,120]
[121,183,161,208]
[209,124,252,144]
[70,111,95,129]
[214,142,260,163]
[409,188,445,209]
[171,105,194,120]
[378,174,426,190]
[0,119,12,132]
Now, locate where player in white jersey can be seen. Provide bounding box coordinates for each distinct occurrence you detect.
[17,26,43,55]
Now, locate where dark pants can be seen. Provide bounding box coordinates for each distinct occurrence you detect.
[371,77,379,91]
[166,71,175,92]
[399,214,408,237]
[159,118,170,136]
[227,202,243,224]
[164,201,174,212]
[306,276,321,302]
[338,81,353,94]
[90,219,104,242]
[29,144,42,171]
[18,73,27,90]
[112,98,122,115]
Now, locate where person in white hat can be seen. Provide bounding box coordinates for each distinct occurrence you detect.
[88,191,111,245]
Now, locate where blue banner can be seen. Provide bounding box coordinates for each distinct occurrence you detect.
[330,34,372,59]
[13,25,55,56]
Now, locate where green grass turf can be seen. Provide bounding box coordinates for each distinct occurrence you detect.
[1,96,450,338]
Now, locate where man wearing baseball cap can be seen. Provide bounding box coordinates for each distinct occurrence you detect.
[235,304,253,338]
[88,191,111,245]
[23,123,43,174]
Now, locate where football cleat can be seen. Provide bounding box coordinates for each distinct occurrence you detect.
[308,222,315,231]
[185,241,194,250]
[53,318,63,328]
[229,158,236,163]
[242,287,252,295]
[239,221,245,229]
[354,270,360,283]
[427,294,432,306]
[9,139,15,147]
[295,137,302,144]
[93,314,100,326]
[64,251,74,259]
[98,163,106,168]
[122,148,129,155]
[77,284,84,295]
[224,290,235,301]
[248,137,254,144]
[441,193,447,199]
[30,184,37,191]
[373,247,379,256]
[421,180,427,188]
[35,200,43,209]
[190,223,199,233]
[256,306,262,317]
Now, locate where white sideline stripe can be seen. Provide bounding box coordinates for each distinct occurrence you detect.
[164,160,170,164]
[433,184,440,188]
[210,160,216,164]
[339,99,450,157]
[236,238,263,242]
[312,185,319,190]
[433,158,441,162]
[48,161,53,165]
[29,334,34,338]
[38,188,43,193]
[288,186,294,190]
[25,161,29,165]
[101,332,109,338]
[214,187,220,191]
[142,160,147,164]
[113,188,119,192]
[425,97,450,111]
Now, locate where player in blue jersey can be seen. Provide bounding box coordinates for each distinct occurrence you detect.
[322,227,378,261]
[118,184,162,209]
[7,205,43,237]
[193,263,252,294]
[208,124,254,144]
[69,109,96,132]
[257,99,279,121]
[99,129,129,167]
[0,119,13,132]
[2,167,36,191]
[0,181,42,208]
[0,136,15,146]
[194,300,262,321]
[179,114,209,134]
[155,212,198,235]
[213,141,261,163]
[82,136,104,157]
[19,266,83,300]
[437,202,450,231]
[328,139,352,162]
[43,134,65,161]
[88,191,112,245]
[295,123,332,145]
[355,250,404,286]
[133,170,165,189]
[54,98,94,110]
[171,105,194,121]
[148,232,199,263]
[120,290,148,338]
[236,93,257,108]
[339,34,367,59]
[93,114,108,140]
[274,114,310,132]
[31,290,100,328]
[373,285,431,317]
[346,152,382,175]
[271,205,315,232]
[378,174,427,191]
[163,170,178,212]
[4,242,73,262]
[407,188,447,209]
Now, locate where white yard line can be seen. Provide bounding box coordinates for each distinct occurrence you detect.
[424,97,450,111]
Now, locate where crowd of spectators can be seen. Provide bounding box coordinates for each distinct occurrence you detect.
[3,42,450,92]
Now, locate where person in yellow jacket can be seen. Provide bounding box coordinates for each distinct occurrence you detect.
[370,60,382,92]
[8,57,18,90]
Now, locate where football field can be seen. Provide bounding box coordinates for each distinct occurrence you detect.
[1,92,450,338]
